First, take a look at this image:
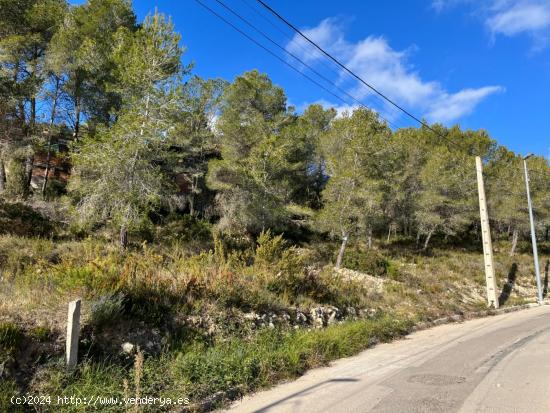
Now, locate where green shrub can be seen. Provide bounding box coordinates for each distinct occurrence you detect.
[157,214,213,244]
[0,201,55,237]
[89,293,126,329]
[5,151,30,199]
[30,325,52,342]
[0,378,24,413]
[168,314,412,403]
[342,247,399,278]
[255,230,286,266]
[44,178,67,198]
[0,322,22,352]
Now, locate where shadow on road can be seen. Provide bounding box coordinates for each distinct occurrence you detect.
[250,378,359,413]
[499,263,518,306]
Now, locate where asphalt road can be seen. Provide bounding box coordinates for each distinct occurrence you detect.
[226,305,550,413]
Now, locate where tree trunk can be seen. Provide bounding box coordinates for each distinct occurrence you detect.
[41,138,53,198]
[0,157,6,193]
[423,229,434,251]
[120,225,128,250]
[41,77,61,198]
[509,228,519,257]
[335,233,349,270]
[416,231,421,249]
[30,96,36,130]
[387,226,391,243]
[73,97,81,141]
[72,76,83,141]
[24,152,34,197]
[367,227,372,249]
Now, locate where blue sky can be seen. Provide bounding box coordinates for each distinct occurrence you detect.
[96,1,550,157]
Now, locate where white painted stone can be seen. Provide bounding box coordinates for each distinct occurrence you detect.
[122,342,135,354]
[66,299,81,369]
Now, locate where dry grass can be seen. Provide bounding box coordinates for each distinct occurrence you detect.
[1,233,547,412]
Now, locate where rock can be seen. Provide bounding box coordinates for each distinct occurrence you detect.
[326,306,341,325]
[346,307,357,318]
[121,342,135,354]
[296,311,308,324]
[310,307,325,328]
[359,308,377,318]
[243,312,259,321]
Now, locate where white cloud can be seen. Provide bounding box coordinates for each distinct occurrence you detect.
[287,18,350,63]
[487,1,550,36]
[425,86,504,123]
[287,19,502,124]
[432,0,550,48]
[431,0,472,13]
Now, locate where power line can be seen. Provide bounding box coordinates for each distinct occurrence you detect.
[211,0,402,130]
[238,0,344,81]
[194,0,401,130]
[196,0,549,202]
[254,0,466,151]
[253,0,550,195]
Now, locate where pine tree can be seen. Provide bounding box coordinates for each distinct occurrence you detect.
[317,108,390,267]
[207,70,299,235]
[70,12,185,248]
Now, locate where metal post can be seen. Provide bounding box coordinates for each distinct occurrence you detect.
[475,157,499,308]
[523,155,543,304]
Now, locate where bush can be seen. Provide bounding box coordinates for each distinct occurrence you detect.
[0,322,22,352]
[156,214,213,245]
[168,314,412,403]
[0,201,55,237]
[255,230,285,266]
[30,325,52,342]
[342,247,399,278]
[5,150,31,199]
[89,293,126,329]
[0,378,25,413]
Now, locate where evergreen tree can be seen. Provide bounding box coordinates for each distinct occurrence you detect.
[47,0,137,140]
[70,12,185,248]
[171,76,227,217]
[207,70,298,235]
[0,0,67,197]
[317,108,391,267]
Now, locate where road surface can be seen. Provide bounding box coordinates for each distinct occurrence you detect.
[226,305,550,413]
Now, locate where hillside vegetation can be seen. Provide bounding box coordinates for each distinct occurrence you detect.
[1,0,549,411]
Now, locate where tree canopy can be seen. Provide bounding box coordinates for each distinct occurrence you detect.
[0,0,549,258]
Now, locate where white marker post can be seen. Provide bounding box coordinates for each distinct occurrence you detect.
[66,299,81,370]
[475,157,499,309]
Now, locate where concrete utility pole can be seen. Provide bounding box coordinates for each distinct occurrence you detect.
[522,154,543,304]
[475,157,499,309]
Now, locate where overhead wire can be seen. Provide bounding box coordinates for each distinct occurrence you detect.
[254,0,461,146]
[195,0,548,209]
[253,0,550,206]
[195,0,402,130]
[238,0,346,82]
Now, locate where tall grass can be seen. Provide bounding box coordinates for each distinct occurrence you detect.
[28,315,412,412]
